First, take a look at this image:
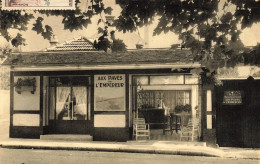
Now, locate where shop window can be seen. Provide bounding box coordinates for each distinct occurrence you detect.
[150,75,184,85]
[137,90,191,112]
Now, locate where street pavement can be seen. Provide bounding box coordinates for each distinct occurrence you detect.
[0,148,259,164]
[0,117,260,160]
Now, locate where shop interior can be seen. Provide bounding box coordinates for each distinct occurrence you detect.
[132,75,200,141]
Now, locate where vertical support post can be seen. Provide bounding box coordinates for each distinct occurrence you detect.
[40,76,43,135]
[9,71,14,137]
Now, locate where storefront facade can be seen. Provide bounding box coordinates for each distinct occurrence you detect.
[4,50,260,147]
[9,70,201,141]
[4,50,204,142]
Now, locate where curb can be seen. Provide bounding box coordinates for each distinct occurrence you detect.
[0,143,222,157]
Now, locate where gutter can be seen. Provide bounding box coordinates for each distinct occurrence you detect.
[9,63,201,71]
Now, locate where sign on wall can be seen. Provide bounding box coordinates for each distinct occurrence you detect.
[14,76,40,111]
[223,91,243,105]
[94,74,125,111]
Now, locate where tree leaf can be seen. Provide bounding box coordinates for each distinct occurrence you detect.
[11,33,26,47]
[98,19,102,24]
[104,7,113,15]
[98,27,104,34]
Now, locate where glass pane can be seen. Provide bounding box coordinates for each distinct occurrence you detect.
[150,75,184,84]
[49,78,56,86]
[56,77,71,86]
[136,90,191,113]
[185,76,199,84]
[72,87,87,120]
[72,77,88,85]
[133,76,148,85]
[56,87,71,120]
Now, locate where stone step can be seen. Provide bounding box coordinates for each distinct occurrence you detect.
[127,140,206,147]
[40,134,93,141]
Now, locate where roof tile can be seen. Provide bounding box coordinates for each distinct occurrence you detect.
[3,49,194,66]
[46,37,97,52]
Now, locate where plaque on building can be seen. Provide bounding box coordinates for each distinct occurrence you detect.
[223,91,242,105]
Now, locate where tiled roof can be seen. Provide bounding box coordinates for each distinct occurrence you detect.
[46,37,96,51]
[3,49,195,66]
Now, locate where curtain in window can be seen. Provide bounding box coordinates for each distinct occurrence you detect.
[56,87,71,120]
[72,87,87,120]
[163,91,177,111]
[49,87,55,120]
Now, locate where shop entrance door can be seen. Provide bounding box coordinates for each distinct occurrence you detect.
[216,79,260,147]
[48,76,92,134]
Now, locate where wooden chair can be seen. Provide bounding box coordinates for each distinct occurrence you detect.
[180,118,200,141]
[133,118,150,140]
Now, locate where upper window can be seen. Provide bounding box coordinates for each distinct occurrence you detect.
[133,75,199,86]
[50,76,90,87]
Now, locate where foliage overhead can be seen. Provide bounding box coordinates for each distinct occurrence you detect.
[0,0,112,47]
[93,26,127,52]
[1,0,260,71]
[115,0,260,71]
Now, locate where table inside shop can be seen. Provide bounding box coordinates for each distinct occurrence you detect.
[139,108,165,129]
[163,113,192,134]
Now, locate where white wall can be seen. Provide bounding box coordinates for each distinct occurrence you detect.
[0,90,10,118]
[13,114,40,126]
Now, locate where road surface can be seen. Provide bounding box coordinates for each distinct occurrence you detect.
[0,148,258,164]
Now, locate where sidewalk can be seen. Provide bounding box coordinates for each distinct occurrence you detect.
[0,117,259,159]
[0,138,222,157]
[0,138,259,159]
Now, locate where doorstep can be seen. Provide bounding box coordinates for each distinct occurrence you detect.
[40,134,93,142]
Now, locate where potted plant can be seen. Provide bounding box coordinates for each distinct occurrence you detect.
[175,104,191,114]
[14,77,36,94]
[175,105,184,113]
[183,104,191,113]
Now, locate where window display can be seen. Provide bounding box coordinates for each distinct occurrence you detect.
[137,90,191,113]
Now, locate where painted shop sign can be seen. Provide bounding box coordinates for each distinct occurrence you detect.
[94,74,125,111]
[223,91,242,105]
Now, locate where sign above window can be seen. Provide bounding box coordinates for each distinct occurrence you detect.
[94,74,125,111]
[223,91,243,105]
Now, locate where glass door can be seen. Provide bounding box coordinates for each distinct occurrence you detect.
[48,76,92,134]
